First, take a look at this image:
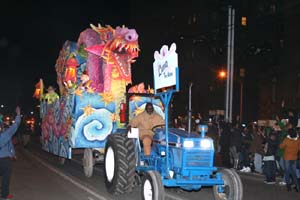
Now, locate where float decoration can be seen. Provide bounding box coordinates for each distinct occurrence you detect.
[64,56,78,88]
[36,23,143,159]
[36,23,164,161]
[33,79,44,100]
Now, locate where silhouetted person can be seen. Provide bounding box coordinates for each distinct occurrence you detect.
[219,123,231,168]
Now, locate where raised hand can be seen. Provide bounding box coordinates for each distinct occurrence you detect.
[16,106,21,115]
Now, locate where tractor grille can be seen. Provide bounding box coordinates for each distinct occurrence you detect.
[185,150,213,167]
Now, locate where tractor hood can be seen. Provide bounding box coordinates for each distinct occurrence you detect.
[153,128,213,150]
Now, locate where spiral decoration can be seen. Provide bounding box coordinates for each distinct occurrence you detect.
[74,108,114,147]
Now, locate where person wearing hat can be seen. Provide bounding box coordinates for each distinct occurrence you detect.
[279,127,300,192]
[44,86,59,104]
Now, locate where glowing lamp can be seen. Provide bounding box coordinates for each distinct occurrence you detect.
[218,70,226,79]
[241,16,247,26]
[64,57,78,83]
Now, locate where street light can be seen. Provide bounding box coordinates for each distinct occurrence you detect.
[218,70,227,80]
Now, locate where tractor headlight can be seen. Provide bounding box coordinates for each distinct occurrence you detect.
[200,139,212,149]
[183,140,194,148]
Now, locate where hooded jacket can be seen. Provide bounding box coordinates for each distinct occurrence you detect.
[0,115,21,158]
[279,135,300,161]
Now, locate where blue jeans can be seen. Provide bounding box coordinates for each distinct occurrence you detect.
[279,157,286,181]
[263,160,276,182]
[0,157,12,198]
[284,160,298,186]
[254,153,263,173]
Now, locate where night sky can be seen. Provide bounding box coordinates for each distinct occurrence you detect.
[0,0,291,122]
[0,0,131,114]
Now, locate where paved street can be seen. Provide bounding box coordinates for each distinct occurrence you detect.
[4,140,300,200]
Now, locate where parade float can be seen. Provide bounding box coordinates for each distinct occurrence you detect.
[34,23,163,177]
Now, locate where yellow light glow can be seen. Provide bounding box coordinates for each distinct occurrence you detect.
[218,70,226,79]
[241,16,247,26]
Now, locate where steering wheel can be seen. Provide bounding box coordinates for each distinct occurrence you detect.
[151,124,165,132]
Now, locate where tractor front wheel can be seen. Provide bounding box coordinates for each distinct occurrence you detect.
[141,171,165,200]
[213,168,243,200]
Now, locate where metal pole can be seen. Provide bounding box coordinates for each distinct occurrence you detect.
[188,82,193,133]
[229,8,235,123]
[226,6,232,122]
[240,68,245,123]
[240,80,243,123]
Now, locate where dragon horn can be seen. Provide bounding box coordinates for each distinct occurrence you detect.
[98,23,102,28]
[90,24,98,30]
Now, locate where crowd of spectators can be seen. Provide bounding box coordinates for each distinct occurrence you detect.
[172,112,300,192]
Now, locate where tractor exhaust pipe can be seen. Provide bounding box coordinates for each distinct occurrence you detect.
[188,82,193,133]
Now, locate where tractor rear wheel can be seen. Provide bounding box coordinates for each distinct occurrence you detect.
[141,171,165,200]
[213,168,243,200]
[104,134,136,195]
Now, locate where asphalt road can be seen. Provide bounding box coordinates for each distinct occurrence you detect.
[10,139,300,200]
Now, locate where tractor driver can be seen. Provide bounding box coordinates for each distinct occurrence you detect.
[128,102,164,157]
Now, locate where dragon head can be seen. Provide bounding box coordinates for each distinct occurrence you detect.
[86,24,139,84]
[106,26,139,83]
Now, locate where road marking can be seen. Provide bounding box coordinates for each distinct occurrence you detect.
[72,157,188,200]
[24,149,194,200]
[25,151,109,200]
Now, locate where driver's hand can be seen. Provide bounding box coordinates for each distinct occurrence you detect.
[127,125,132,133]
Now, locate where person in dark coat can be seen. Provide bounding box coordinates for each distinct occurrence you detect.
[263,131,278,184]
[219,122,231,168]
[230,123,243,169]
[239,125,253,172]
[249,125,265,173]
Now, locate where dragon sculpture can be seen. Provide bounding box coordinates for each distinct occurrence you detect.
[38,23,140,158]
[37,23,163,160]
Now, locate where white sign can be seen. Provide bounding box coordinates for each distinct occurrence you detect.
[153,43,178,91]
[127,128,139,138]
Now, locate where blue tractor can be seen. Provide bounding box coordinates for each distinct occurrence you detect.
[103,43,243,199]
[103,89,243,200]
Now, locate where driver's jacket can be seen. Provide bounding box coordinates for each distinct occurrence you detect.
[129,111,164,139]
